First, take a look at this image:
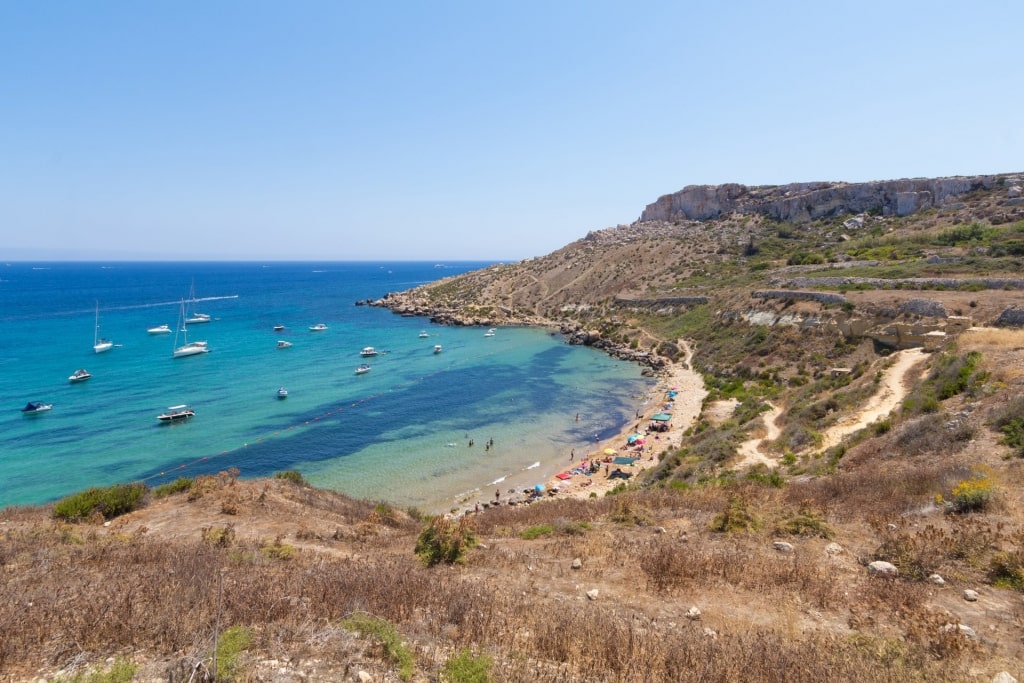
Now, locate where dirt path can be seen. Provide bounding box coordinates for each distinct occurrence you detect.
[818,347,928,451]
[735,347,930,469]
[735,402,783,468]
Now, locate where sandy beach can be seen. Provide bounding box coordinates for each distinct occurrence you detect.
[546,358,707,501]
[459,355,707,514]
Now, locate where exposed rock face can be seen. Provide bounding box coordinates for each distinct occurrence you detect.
[639,176,999,223]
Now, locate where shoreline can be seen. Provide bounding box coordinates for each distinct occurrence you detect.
[452,356,707,514]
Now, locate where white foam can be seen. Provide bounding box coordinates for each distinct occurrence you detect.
[525,461,540,470]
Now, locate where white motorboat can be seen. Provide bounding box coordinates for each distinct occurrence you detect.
[93,301,113,353]
[172,299,209,358]
[21,401,53,415]
[433,344,443,354]
[276,340,293,349]
[273,324,285,332]
[157,404,194,422]
[277,387,289,399]
[418,331,429,338]
[355,364,371,375]
[309,323,328,331]
[360,346,379,357]
[147,324,171,334]
[484,328,496,337]
[68,368,92,383]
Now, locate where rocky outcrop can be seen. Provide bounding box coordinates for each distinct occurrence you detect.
[996,306,1024,327]
[639,175,1002,224]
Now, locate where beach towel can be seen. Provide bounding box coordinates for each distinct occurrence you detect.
[555,472,573,480]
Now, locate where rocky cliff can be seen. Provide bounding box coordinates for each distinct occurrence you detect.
[638,175,1004,224]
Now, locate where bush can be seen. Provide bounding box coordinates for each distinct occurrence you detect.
[948,470,996,513]
[213,625,253,682]
[53,482,148,522]
[415,517,476,566]
[520,524,554,540]
[152,478,193,498]
[991,396,1024,457]
[709,495,761,534]
[342,612,415,681]
[777,501,835,539]
[989,551,1024,591]
[274,470,308,486]
[56,658,137,683]
[442,647,493,683]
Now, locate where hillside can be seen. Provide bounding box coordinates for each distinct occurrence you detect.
[4,173,1024,682]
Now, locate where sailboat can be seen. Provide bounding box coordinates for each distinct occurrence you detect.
[185,278,211,324]
[93,301,113,353]
[172,299,209,358]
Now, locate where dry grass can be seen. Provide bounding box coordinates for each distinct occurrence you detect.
[3,469,1019,681]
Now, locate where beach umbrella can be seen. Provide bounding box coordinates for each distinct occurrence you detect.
[535,484,545,493]
[651,413,672,422]
[603,448,617,455]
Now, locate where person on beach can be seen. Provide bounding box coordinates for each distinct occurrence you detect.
[570,448,574,462]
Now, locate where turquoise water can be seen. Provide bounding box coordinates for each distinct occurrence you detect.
[0,262,654,512]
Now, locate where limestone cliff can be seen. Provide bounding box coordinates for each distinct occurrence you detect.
[638,175,1002,224]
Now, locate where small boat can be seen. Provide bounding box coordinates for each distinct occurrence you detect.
[360,346,379,357]
[93,301,113,353]
[21,401,53,415]
[418,331,429,338]
[147,324,171,335]
[273,324,285,332]
[309,323,328,331]
[484,328,496,337]
[433,344,443,354]
[276,340,293,349]
[355,364,371,375]
[157,404,194,422]
[277,387,288,399]
[68,368,92,383]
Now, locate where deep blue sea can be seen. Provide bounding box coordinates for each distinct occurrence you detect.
[0,262,654,512]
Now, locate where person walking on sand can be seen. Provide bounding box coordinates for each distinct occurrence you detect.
[570,448,575,462]
[495,489,500,503]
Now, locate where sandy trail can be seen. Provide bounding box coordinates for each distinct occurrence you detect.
[733,347,930,469]
[818,347,928,450]
[735,402,783,468]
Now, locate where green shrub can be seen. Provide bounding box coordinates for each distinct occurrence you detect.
[947,470,997,513]
[415,517,476,566]
[53,482,148,522]
[778,502,835,538]
[342,612,415,681]
[443,648,493,683]
[274,470,308,486]
[520,524,554,540]
[991,397,1024,457]
[152,477,193,498]
[709,495,761,533]
[56,658,137,683]
[989,551,1024,591]
[213,625,253,682]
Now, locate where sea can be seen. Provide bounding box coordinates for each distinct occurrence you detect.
[0,262,656,513]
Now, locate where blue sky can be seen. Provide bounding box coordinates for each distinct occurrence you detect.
[2,1,1021,261]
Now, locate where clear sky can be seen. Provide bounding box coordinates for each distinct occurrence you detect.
[2,1,1021,261]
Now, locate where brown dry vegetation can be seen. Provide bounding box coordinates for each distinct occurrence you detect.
[4,179,1024,681]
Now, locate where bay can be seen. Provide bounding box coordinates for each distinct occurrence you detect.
[0,261,654,512]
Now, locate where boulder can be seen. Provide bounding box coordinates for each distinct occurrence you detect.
[867,561,898,578]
